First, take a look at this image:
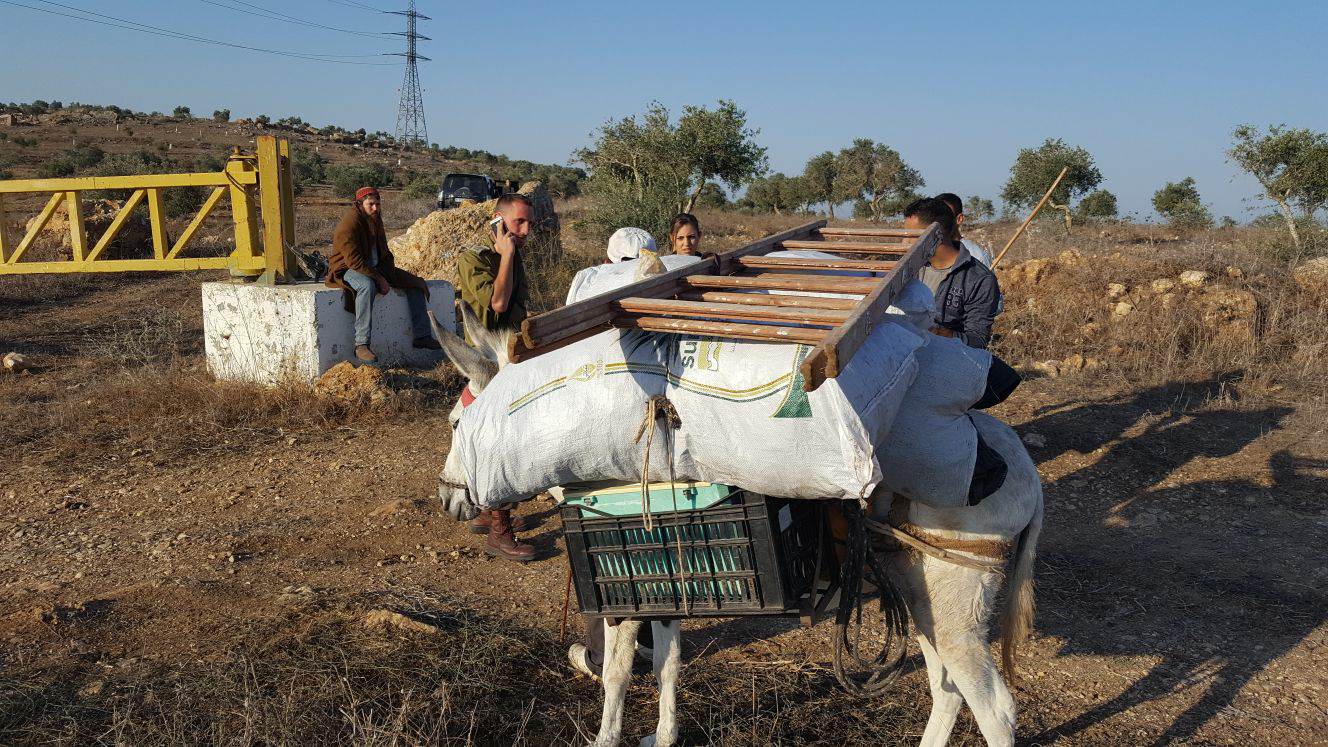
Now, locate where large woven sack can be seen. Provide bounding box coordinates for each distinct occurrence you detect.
[874,335,991,507]
[452,322,923,510]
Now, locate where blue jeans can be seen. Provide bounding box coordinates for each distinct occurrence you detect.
[343,269,431,346]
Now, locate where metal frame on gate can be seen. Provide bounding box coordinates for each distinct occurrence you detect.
[0,135,294,283]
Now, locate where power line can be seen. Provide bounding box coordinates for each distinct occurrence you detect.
[197,0,393,39]
[1,0,398,64]
[320,0,382,12]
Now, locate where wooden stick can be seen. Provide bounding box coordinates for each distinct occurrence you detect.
[738,255,897,273]
[508,322,611,363]
[677,290,859,310]
[615,297,850,325]
[612,316,825,344]
[799,224,943,391]
[684,273,877,294]
[779,239,909,254]
[991,165,1069,268]
[713,219,828,274]
[816,227,924,238]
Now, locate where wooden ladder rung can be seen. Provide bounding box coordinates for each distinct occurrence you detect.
[676,290,859,311]
[615,297,849,326]
[684,274,877,294]
[816,227,924,238]
[778,239,910,254]
[612,316,826,345]
[738,255,897,273]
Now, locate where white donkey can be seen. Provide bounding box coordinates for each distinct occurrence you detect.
[429,309,1043,747]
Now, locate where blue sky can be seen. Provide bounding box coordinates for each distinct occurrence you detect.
[3,0,1325,221]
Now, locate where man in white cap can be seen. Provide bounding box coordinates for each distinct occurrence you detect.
[606,226,657,263]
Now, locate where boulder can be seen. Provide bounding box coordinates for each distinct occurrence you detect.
[1112,300,1135,317]
[1151,278,1177,293]
[1196,286,1257,339]
[3,352,32,373]
[1292,257,1328,295]
[22,198,153,261]
[1106,283,1127,299]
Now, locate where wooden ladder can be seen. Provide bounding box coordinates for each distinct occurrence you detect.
[510,220,941,391]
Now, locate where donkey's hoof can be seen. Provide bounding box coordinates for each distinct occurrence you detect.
[639,734,674,747]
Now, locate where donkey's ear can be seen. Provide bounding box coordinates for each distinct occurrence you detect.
[459,303,510,364]
[429,310,498,391]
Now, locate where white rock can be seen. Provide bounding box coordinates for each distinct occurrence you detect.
[1112,301,1135,317]
[1178,270,1211,287]
[1106,283,1127,299]
[2,352,31,372]
[1150,278,1176,293]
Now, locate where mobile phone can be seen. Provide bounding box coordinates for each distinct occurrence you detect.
[489,215,507,235]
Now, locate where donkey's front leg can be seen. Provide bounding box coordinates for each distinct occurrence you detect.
[640,619,682,747]
[592,618,642,747]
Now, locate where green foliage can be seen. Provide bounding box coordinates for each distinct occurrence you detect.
[802,151,839,218]
[173,106,192,119]
[1001,138,1103,231]
[832,138,924,221]
[404,175,438,200]
[13,135,38,148]
[36,143,106,178]
[212,109,231,122]
[1076,189,1118,220]
[576,100,766,239]
[740,172,807,214]
[1229,124,1328,255]
[289,147,328,195]
[1152,177,1212,228]
[693,182,730,209]
[255,114,271,126]
[193,152,227,173]
[326,162,395,198]
[88,151,206,218]
[965,196,996,221]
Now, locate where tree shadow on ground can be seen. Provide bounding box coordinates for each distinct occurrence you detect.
[1016,376,1324,744]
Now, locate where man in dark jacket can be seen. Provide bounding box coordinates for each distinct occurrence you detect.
[903,197,1001,349]
[325,187,437,363]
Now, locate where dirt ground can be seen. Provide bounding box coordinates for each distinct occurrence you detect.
[2,234,1327,744]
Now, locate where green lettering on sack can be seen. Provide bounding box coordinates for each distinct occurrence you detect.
[772,346,813,418]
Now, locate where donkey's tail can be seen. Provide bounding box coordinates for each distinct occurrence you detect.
[999,498,1043,681]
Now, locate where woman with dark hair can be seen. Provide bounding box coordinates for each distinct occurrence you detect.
[325,187,436,363]
[668,212,702,256]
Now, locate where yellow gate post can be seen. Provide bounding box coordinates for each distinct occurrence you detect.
[255,135,291,285]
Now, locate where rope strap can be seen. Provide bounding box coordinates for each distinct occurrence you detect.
[862,514,1009,572]
[632,395,681,532]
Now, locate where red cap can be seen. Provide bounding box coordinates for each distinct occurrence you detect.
[355,187,380,202]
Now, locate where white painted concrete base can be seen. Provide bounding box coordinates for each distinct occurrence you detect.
[202,280,456,385]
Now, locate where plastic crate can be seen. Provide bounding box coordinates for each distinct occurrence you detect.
[561,488,827,619]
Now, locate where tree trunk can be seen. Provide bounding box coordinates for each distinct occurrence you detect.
[683,179,705,214]
[1049,201,1073,234]
[1276,196,1304,254]
[826,197,835,220]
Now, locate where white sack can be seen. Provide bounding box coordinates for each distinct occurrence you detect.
[875,334,991,507]
[565,254,705,305]
[453,323,923,509]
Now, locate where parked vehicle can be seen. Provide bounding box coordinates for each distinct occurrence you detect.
[436,173,504,210]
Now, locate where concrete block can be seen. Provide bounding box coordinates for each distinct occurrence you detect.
[203,280,456,385]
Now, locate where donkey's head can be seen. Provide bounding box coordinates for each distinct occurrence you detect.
[429,304,514,520]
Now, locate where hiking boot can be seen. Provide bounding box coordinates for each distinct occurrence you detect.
[567,643,601,681]
[412,335,441,350]
[354,345,378,363]
[468,509,530,535]
[484,508,536,563]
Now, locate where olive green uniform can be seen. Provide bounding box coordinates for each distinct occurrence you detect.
[455,235,530,334]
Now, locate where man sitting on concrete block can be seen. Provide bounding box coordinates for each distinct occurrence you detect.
[326,186,439,364]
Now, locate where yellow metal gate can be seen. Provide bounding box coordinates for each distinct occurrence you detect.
[0,136,295,283]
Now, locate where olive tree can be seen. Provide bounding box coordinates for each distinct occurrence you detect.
[1077,189,1118,221]
[832,138,924,221]
[742,172,807,214]
[1001,138,1103,232]
[965,196,996,221]
[576,100,766,239]
[1152,177,1212,228]
[802,151,840,219]
[1228,124,1328,252]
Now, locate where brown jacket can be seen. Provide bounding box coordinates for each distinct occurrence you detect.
[324,204,423,308]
